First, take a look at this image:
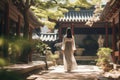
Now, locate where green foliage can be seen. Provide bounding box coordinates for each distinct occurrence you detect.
[30,0,96,29]
[0,37,9,60]
[12,0,101,31]
[0,37,4,47]
[17,39,33,63]
[0,70,25,80]
[50,53,59,61]
[0,58,7,68]
[8,38,33,63]
[47,51,59,61]
[33,39,50,55]
[75,8,80,11]
[74,0,92,8]
[97,47,113,58]
[32,39,59,61]
[89,0,101,5]
[12,0,101,34]
[96,47,113,66]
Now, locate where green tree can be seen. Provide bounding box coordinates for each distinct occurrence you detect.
[31,0,92,29]
[12,0,101,39]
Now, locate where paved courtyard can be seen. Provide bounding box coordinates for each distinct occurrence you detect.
[27,65,103,80]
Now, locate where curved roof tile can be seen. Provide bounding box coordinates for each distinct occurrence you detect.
[39,34,58,42]
[58,10,93,22]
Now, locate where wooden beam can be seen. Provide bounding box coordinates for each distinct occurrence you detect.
[100,0,120,22]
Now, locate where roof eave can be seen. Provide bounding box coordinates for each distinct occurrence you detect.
[100,0,120,22]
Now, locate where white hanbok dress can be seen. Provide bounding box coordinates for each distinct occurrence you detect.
[61,35,77,71]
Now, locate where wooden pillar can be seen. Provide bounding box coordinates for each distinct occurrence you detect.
[4,3,9,36]
[29,27,32,41]
[112,18,115,51]
[71,23,74,35]
[2,3,9,58]
[111,18,116,63]
[16,15,21,37]
[0,16,4,36]
[105,22,108,47]
[119,12,120,61]
[58,23,62,41]
[29,26,32,62]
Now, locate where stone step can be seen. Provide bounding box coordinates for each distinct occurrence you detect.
[113,64,120,69]
[4,61,53,75]
[116,65,120,69]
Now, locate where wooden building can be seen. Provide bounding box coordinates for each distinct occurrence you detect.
[56,8,112,57]
[55,0,120,64]
[0,0,41,39]
[100,0,120,64]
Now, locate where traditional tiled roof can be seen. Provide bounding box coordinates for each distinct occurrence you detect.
[32,33,58,41]
[58,9,93,22]
[40,33,58,41]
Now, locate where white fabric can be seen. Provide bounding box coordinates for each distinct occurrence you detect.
[61,35,77,71]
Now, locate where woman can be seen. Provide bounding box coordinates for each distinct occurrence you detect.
[61,27,77,72]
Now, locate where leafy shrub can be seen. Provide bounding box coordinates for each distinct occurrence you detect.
[0,70,25,80]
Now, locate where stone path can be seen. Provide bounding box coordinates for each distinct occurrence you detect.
[4,61,53,74]
[27,65,103,80]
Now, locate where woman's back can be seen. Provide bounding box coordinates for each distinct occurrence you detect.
[64,38,73,51]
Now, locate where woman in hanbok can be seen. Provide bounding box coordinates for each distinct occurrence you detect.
[61,27,77,72]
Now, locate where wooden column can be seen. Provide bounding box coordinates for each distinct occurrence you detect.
[111,18,116,63]
[29,27,32,41]
[2,3,9,58]
[58,23,62,41]
[71,23,74,35]
[118,11,120,64]
[105,22,108,47]
[64,22,67,36]
[0,16,4,36]
[4,3,9,36]
[16,15,21,37]
[112,18,115,51]
[27,25,33,62]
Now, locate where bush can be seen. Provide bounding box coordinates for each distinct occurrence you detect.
[0,70,25,80]
[96,47,113,71]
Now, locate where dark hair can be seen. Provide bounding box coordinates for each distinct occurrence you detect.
[66,28,72,38]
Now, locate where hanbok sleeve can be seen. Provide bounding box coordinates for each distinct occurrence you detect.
[72,36,76,50]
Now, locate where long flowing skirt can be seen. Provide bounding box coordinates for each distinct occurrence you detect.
[63,53,77,70]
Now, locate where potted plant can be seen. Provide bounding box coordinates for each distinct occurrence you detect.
[46,50,59,66]
[50,53,59,66]
[96,47,113,72]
